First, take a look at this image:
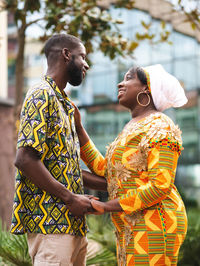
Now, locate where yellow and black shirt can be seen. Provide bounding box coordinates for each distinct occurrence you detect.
[11,76,87,236]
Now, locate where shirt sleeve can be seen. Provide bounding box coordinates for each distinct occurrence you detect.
[17,89,49,158]
[119,138,180,215]
[80,139,106,177]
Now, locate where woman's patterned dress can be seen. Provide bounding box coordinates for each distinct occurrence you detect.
[81,113,187,266]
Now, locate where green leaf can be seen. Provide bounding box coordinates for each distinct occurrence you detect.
[83,15,92,28]
[141,20,151,30]
[0,220,32,266]
[128,41,139,51]
[191,22,196,30]
[161,21,166,29]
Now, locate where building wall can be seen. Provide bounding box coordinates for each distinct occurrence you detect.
[24,39,46,93]
[0,104,15,227]
[0,7,8,98]
[0,5,15,227]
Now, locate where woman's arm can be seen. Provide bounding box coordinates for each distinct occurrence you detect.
[82,170,107,191]
[90,139,179,215]
[73,104,106,176]
[90,198,123,214]
[73,103,90,147]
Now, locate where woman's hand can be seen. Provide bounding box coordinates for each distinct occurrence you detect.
[72,103,89,146]
[89,198,123,214]
[72,102,82,132]
[91,199,106,214]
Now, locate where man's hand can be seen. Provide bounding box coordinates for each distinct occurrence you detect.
[64,193,97,217]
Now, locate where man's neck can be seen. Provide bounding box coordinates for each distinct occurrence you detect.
[46,71,67,91]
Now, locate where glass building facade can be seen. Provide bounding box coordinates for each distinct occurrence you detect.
[69,8,200,204]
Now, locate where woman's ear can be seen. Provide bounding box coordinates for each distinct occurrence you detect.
[144,86,150,94]
[62,48,70,61]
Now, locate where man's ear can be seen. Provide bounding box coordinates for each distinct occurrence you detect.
[62,48,70,61]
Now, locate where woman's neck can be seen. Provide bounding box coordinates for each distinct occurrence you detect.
[130,105,158,122]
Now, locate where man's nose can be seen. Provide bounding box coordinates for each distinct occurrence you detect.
[84,61,89,70]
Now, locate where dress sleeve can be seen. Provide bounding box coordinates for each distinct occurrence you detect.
[17,89,49,158]
[80,139,106,177]
[119,136,181,215]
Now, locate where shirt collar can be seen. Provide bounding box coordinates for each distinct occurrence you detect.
[44,75,74,110]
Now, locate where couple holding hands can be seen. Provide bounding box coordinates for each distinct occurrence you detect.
[11,33,187,266]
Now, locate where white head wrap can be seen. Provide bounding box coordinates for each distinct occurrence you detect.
[142,64,188,112]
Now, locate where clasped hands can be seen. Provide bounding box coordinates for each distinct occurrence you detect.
[66,193,106,217]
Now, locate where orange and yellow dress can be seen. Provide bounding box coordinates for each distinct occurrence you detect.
[81,113,187,266]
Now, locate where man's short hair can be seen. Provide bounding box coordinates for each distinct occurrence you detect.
[44,34,82,60]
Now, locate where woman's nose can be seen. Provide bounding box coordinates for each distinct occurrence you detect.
[118,81,123,88]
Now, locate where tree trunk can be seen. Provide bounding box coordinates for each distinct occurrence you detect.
[15,26,26,120]
[13,25,26,149]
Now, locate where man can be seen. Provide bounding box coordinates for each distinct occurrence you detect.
[11,34,92,266]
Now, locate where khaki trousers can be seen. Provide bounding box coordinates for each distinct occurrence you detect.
[27,233,88,266]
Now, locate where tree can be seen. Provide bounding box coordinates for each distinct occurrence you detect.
[172,0,200,31]
[0,0,199,114]
[1,0,173,116]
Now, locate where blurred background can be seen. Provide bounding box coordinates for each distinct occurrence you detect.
[0,0,200,265]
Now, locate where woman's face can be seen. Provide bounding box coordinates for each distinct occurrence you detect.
[117,70,146,109]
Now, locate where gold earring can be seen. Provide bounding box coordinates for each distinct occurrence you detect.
[137,91,150,107]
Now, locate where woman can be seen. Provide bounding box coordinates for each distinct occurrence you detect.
[76,64,188,266]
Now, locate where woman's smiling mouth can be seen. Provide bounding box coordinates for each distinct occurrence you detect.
[118,88,126,98]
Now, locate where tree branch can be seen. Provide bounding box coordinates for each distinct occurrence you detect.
[25,17,45,28]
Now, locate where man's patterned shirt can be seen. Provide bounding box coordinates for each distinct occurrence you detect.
[11,76,87,236]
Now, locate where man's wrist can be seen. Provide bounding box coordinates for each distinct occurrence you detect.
[59,187,74,204]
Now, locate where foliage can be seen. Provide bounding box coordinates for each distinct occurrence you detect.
[2,0,140,60]
[0,209,200,266]
[0,221,32,266]
[177,186,198,209]
[172,0,200,31]
[1,0,166,109]
[86,214,117,266]
[0,0,199,109]
[0,215,116,266]
[178,208,200,266]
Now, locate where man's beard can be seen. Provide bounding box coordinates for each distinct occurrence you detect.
[68,58,83,86]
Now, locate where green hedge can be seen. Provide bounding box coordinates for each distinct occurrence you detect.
[178,208,200,266]
[0,208,199,266]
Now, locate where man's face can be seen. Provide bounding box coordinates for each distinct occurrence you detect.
[67,43,89,86]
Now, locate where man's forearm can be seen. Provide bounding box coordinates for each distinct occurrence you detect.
[82,170,107,191]
[15,147,94,216]
[15,147,72,203]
